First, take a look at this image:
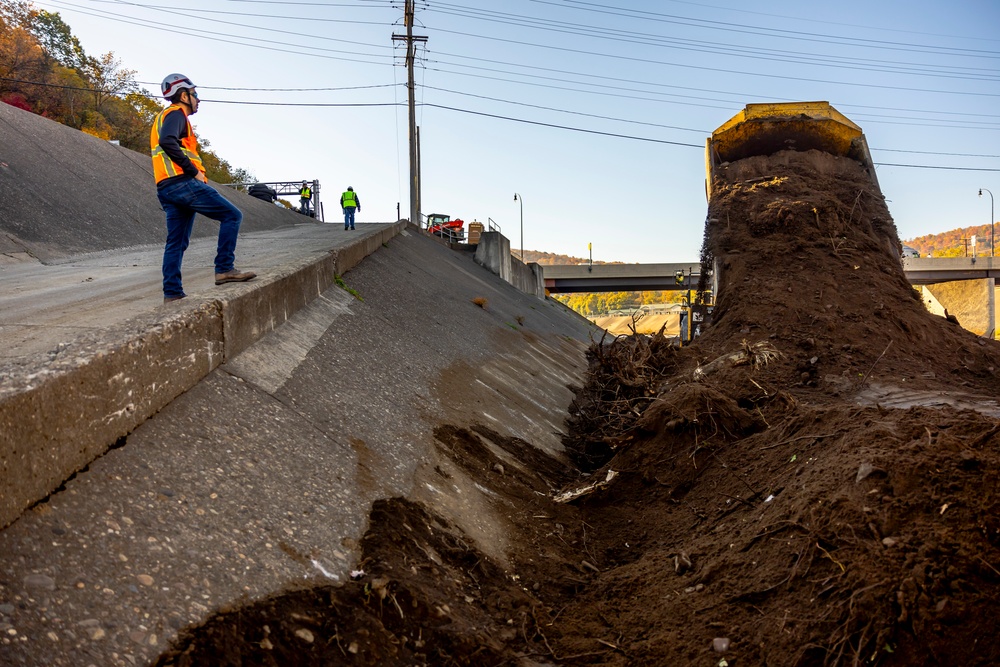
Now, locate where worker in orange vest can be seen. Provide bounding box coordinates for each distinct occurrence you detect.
[151,73,256,304]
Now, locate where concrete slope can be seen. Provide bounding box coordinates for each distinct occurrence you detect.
[0,228,596,666]
[0,222,402,530]
[0,101,300,263]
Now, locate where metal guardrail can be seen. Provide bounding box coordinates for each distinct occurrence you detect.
[222,180,324,222]
[433,226,466,243]
[487,217,501,233]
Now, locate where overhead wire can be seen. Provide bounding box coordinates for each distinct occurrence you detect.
[421,61,1000,132]
[422,27,1000,99]
[41,0,1000,122]
[59,0,391,28]
[39,0,395,65]
[625,0,1000,45]
[527,0,1000,60]
[3,73,997,170]
[19,0,1000,169]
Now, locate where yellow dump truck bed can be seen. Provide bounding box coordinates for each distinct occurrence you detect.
[705,101,879,200]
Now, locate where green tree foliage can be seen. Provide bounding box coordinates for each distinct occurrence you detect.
[0,1,253,182]
[555,289,685,316]
[29,10,85,70]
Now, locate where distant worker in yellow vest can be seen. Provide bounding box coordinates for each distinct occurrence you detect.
[340,186,361,230]
[299,181,312,217]
[150,73,256,304]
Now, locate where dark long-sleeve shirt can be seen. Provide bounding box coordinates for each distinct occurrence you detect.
[157,108,200,182]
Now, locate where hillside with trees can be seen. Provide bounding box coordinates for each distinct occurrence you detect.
[905,223,999,257]
[0,0,252,184]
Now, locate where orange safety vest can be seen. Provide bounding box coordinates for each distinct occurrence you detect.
[150,105,205,184]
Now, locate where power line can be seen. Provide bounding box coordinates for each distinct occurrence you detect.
[425,10,1000,82]
[137,82,402,92]
[422,85,1000,156]
[641,0,1000,46]
[421,102,702,147]
[528,0,1000,60]
[40,0,395,65]
[422,85,707,134]
[875,163,1000,172]
[39,0,1000,128]
[46,0,395,51]
[3,75,996,170]
[0,75,400,107]
[66,0,392,27]
[423,102,1000,170]
[424,27,1000,100]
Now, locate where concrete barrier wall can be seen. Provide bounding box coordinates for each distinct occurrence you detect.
[0,222,405,528]
[474,232,511,283]
[223,222,405,360]
[510,258,544,298]
[473,231,544,298]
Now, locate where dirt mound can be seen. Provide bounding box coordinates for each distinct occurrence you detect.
[696,149,999,396]
[152,149,1000,666]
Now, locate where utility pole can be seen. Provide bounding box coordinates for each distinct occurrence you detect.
[392,0,426,227]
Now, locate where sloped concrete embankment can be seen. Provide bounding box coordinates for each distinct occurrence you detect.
[0,100,297,263]
[0,222,405,529]
[0,228,596,667]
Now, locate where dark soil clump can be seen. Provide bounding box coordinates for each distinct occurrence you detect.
[154,149,1000,666]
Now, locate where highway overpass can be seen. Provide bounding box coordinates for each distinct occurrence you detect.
[541,262,706,293]
[901,256,1000,285]
[541,257,999,293]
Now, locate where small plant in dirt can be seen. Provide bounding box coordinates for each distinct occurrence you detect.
[471,296,488,309]
[335,275,363,301]
[506,322,519,330]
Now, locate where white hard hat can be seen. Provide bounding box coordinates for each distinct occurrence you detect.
[161,73,196,99]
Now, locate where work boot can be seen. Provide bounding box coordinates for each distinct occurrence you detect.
[215,269,257,285]
[163,295,186,305]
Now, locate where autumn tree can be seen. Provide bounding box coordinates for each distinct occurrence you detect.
[0,1,255,186]
[29,9,85,70]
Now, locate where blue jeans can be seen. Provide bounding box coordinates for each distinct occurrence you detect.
[300,198,311,215]
[157,177,243,298]
[344,207,356,229]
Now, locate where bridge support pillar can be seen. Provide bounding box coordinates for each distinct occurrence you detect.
[988,277,996,339]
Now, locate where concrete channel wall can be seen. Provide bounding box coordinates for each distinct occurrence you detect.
[0,222,405,529]
[474,231,545,298]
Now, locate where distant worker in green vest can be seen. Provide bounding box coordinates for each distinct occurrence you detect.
[341,186,361,230]
[299,181,312,217]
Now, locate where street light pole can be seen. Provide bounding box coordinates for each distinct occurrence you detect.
[980,188,994,257]
[513,193,523,261]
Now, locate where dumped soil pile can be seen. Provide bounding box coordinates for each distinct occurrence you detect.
[154,150,1000,666]
[697,149,999,395]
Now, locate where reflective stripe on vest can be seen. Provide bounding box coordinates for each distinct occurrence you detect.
[301,188,311,198]
[150,105,205,184]
[342,191,356,206]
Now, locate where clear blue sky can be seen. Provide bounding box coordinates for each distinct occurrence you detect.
[33,0,1000,262]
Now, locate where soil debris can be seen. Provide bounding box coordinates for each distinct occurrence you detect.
[154,149,1000,666]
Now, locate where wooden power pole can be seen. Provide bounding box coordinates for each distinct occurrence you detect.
[392,0,426,227]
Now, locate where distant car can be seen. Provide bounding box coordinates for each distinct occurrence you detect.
[901,244,920,258]
[248,183,277,203]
